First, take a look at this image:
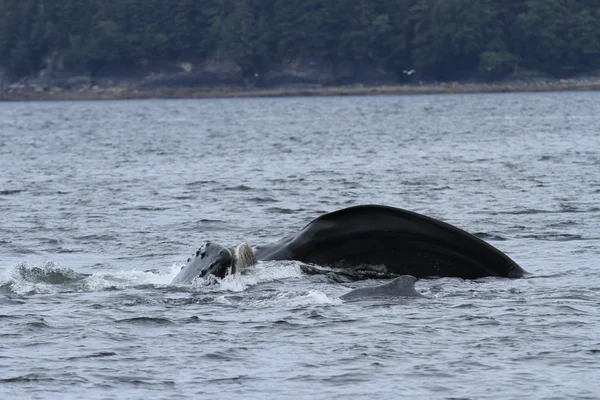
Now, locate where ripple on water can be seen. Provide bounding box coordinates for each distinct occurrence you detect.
[115,317,174,325]
[1,94,600,399]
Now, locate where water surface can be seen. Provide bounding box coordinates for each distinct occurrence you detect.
[1,92,599,399]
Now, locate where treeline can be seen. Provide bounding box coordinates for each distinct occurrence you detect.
[1,0,599,82]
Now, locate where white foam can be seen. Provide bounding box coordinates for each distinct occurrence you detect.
[83,265,178,291]
[283,289,342,307]
[212,295,232,305]
[252,289,342,308]
[209,274,251,292]
[2,259,318,299]
[1,261,68,295]
[1,260,185,295]
[192,261,343,307]
[187,260,305,293]
[0,263,17,285]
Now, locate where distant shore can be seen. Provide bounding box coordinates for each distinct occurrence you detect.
[2,78,600,101]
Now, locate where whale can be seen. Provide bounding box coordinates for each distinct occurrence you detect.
[171,242,256,284]
[340,275,423,301]
[171,205,526,284]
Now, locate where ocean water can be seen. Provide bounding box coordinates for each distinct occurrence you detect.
[1,92,599,399]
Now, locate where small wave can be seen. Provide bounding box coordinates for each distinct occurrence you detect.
[207,374,250,384]
[518,233,584,241]
[222,184,253,191]
[2,260,304,296]
[119,206,169,211]
[14,262,81,284]
[73,233,117,242]
[266,207,301,214]
[193,218,225,224]
[22,319,53,331]
[66,351,117,360]
[0,261,85,295]
[251,289,341,308]
[248,196,279,203]
[3,260,303,295]
[0,189,23,195]
[546,220,579,228]
[0,296,25,306]
[83,264,181,291]
[115,317,174,325]
[496,209,554,215]
[0,261,182,295]
[473,232,507,241]
[1,372,89,384]
[559,204,600,213]
[186,180,219,187]
[495,207,600,215]
[1,374,54,383]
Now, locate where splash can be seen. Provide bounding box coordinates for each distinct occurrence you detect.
[0,259,323,302]
[83,264,180,291]
[185,260,305,293]
[273,289,341,307]
[0,261,83,295]
[0,261,182,295]
[250,289,342,308]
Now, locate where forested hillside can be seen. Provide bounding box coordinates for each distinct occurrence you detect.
[1,0,599,84]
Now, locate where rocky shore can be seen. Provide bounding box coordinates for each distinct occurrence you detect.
[1,60,599,101]
[2,79,600,102]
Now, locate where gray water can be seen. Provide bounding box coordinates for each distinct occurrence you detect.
[1,92,599,399]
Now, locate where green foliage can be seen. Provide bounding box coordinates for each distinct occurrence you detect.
[10,40,35,72]
[0,0,599,80]
[569,8,600,70]
[217,0,274,79]
[479,51,519,75]
[516,0,568,73]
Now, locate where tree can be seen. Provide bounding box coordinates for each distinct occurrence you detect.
[409,0,438,78]
[568,7,600,71]
[516,0,569,73]
[369,0,412,78]
[0,0,599,81]
[429,0,499,79]
[217,0,274,83]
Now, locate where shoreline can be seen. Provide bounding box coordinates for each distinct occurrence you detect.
[1,79,600,101]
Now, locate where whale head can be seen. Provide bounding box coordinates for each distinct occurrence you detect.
[171,242,258,285]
